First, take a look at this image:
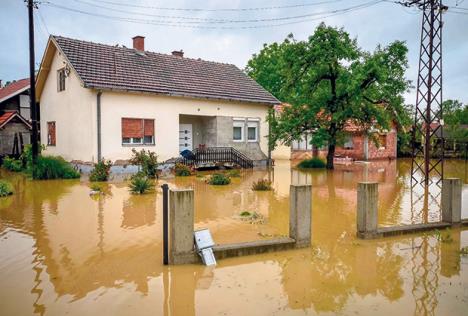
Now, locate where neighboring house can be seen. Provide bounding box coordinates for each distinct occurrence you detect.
[271,104,397,161]
[0,79,32,157]
[36,35,279,165]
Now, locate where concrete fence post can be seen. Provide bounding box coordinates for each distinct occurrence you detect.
[441,178,462,224]
[357,182,378,238]
[169,188,195,264]
[290,184,312,247]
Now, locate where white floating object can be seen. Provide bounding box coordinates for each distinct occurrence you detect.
[194,229,216,266]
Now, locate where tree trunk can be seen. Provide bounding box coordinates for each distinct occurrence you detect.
[326,143,336,169]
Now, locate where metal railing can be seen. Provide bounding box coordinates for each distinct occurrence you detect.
[177,147,254,169]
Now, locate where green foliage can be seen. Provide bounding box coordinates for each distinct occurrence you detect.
[207,173,231,185]
[175,163,192,176]
[2,156,23,172]
[442,99,468,144]
[297,157,326,169]
[435,229,453,243]
[90,183,102,192]
[31,156,80,180]
[251,179,273,191]
[128,173,154,194]
[226,169,241,177]
[0,180,13,197]
[240,211,251,217]
[89,159,112,182]
[247,23,410,169]
[130,149,158,178]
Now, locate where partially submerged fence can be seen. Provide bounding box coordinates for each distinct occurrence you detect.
[356,178,467,239]
[163,184,312,265]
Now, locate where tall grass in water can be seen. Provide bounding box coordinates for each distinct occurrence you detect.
[297,157,326,169]
[32,156,80,179]
[0,180,14,197]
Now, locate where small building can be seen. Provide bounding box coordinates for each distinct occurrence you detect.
[35,35,279,165]
[272,104,397,161]
[0,79,32,157]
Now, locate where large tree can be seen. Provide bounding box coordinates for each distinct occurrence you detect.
[247,23,411,169]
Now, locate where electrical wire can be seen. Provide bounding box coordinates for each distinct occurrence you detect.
[41,0,385,29]
[46,0,381,24]
[71,0,347,12]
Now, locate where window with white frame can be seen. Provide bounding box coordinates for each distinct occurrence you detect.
[233,120,244,142]
[247,119,259,142]
[121,118,155,145]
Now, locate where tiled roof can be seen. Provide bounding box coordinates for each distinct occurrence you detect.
[53,36,279,105]
[0,110,31,129]
[0,78,29,103]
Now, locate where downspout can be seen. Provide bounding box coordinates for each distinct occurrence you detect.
[267,106,273,166]
[97,91,102,161]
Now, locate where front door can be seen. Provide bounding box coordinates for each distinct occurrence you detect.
[179,124,193,152]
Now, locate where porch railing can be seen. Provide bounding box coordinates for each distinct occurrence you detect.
[177,147,254,169]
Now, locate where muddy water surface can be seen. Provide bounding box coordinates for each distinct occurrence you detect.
[0,159,467,315]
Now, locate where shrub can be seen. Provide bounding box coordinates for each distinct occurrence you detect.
[0,180,13,197]
[31,156,80,180]
[90,183,102,192]
[129,173,154,194]
[2,156,23,172]
[226,169,241,177]
[89,159,112,182]
[252,179,272,191]
[130,149,158,178]
[175,163,192,176]
[297,157,326,169]
[207,173,231,185]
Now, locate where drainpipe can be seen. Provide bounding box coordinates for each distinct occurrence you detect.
[267,107,273,166]
[97,91,102,161]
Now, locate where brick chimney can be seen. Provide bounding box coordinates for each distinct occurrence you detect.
[132,36,145,51]
[172,50,184,58]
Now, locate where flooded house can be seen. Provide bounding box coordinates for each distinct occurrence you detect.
[35,35,279,165]
[272,104,398,161]
[0,78,32,157]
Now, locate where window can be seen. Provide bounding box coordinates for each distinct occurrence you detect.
[57,68,66,92]
[233,120,244,142]
[247,121,259,142]
[343,135,354,149]
[121,118,154,145]
[378,134,387,149]
[292,134,313,151]
[47,122,56,146]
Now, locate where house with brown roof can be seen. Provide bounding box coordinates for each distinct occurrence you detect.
[271,104,397,161]
[36,35,279,165]
[0,79,32,157]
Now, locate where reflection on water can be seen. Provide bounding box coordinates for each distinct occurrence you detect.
[0,159,467,315]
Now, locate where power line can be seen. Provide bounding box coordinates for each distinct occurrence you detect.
[48,0,380,24]
[41,0,385,29]
[72,0,347,12]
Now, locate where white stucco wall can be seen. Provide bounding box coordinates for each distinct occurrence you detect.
[39,50,96,162]
[272,144,292,160]
[39,50,271,163]
[100,92,270,161]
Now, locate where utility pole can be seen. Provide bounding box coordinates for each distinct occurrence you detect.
[27,0,39,162]
[400,0,447,186]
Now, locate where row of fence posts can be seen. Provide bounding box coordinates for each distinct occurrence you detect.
[161,177,463,265]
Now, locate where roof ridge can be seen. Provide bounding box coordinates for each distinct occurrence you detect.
[52,34,237,67]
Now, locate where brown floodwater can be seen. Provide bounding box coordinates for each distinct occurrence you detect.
[0,158,467,316]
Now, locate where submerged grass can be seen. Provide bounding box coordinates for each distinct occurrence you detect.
[251,179,272,191]
[207,173,231,185]
[0,180,14,197]
[297,157,326,169]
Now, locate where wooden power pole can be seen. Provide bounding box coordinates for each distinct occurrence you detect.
[26,0,39,161]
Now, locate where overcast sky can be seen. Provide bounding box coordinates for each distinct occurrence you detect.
[1,0,467,104]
